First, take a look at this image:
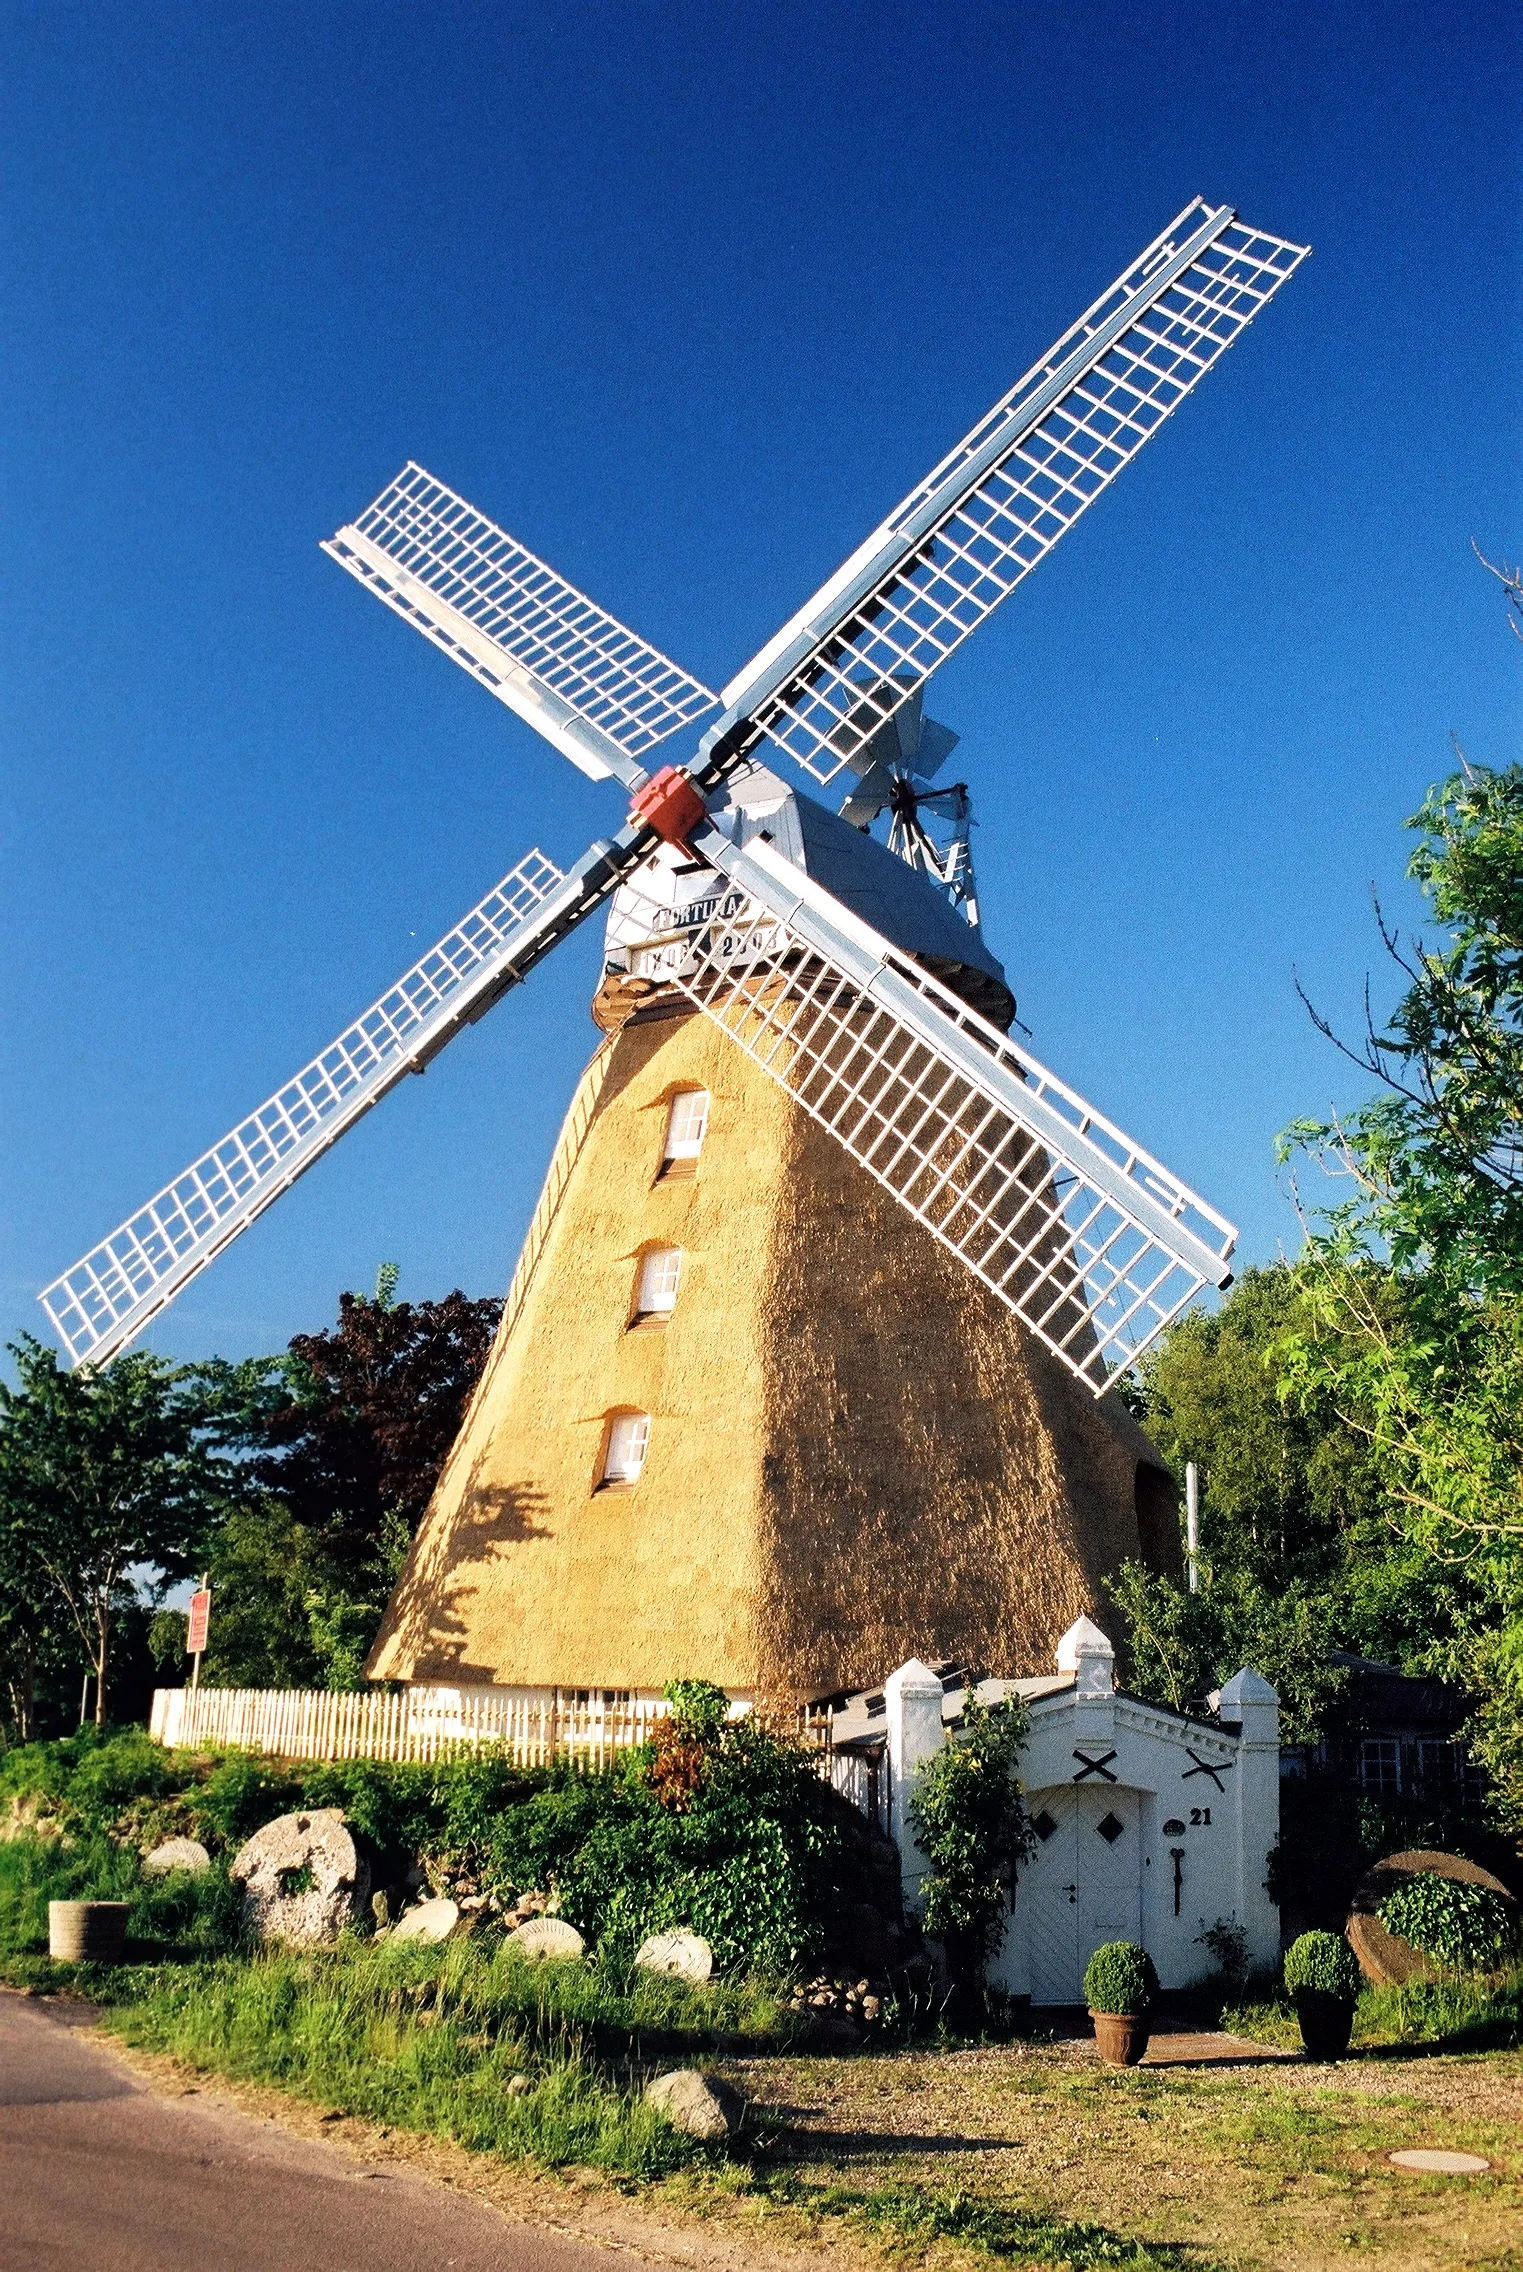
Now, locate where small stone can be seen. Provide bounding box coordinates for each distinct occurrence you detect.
[371,1891,394,1928]
[506,2074,532,2096]
[391,1897,460,1945]
[142,1837,211,1878]
[862,1995,881,2021]
[634,1930,713,1983]
[506,1915,585,1962]
[644,2068,744,2140]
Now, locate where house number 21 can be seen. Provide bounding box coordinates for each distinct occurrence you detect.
[1190,1806,1212,1826]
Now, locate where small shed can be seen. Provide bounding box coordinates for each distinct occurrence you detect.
[844,1617,1279,2005]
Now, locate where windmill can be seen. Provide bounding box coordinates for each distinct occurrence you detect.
[41,202,1307,1696]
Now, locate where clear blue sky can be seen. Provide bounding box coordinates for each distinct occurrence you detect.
[3,1,1520,1368]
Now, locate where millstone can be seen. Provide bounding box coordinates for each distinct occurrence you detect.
[142,1837,211,1878]
[230,1808,369,1946]
[1389,2149,1490,2174]
[505,1915,584,1961]
[390,1897,460,1944]
[634,1929,713,1983]
[1347,1848,1518,1986]
[48,1901,130,1963]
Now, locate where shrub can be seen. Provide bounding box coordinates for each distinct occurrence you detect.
[1195,1915,1249,1994]
[1083,1941,1158,2015]
[906,1696,1031,1976]
[1283,1930,1361,2001]
[487,1718,847,1973]
[1378,1871,1517,1973]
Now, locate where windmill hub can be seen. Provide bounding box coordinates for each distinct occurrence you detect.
[629,765,709,853]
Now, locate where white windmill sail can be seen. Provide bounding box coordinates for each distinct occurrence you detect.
[42,200,1300,1375]
[323,464,718,788]
[712,200,1309,785]
[624,827,1235,1391]
[40,847,608,1366]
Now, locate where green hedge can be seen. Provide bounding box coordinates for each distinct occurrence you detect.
[1378,1872,1518,1973]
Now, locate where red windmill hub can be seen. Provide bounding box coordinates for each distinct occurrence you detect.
[629,765,708,852]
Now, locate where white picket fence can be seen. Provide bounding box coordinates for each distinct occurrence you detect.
[149,1684,677,1769]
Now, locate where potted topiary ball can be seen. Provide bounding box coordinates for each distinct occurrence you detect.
[1282,1930,1362,2059]
[1084,1940,1159,2065]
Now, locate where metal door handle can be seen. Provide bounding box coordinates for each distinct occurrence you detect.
[1062,1883,1077,1901]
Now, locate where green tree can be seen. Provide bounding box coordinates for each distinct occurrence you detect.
[1278,710,1523,1819]
[0,1338,258,1725]
[194,1278,501,1691]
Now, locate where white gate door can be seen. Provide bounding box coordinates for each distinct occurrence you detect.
[1019,1784,1143,2004]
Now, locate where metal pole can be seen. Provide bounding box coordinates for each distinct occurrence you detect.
[190,1574,207,1695]
[1185,1463,1200,1595]
[79,1671,91,1728]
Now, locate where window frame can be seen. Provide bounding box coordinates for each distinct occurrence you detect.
[629,1245,682,1328]
[658,1087,710,1177]
[598,1409,651,1491]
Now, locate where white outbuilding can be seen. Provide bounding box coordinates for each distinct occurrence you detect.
[838,1617,1279,2005]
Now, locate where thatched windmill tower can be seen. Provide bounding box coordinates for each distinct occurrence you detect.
[42,203,1306,1706]
[368,767,1181,1704]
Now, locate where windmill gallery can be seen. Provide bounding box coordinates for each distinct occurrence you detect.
[46,201,1307,1721]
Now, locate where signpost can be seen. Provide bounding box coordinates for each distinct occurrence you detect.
[186,1582,211,1693]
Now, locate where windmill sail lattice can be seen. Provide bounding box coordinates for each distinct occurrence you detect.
[717,201,1308,785]
[43,199,1305,1379]
[324,465,717,786]
[40,851,574,1366]
[624,834,1233,1389]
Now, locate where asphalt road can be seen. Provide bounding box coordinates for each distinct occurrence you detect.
[0,1993,637,2272]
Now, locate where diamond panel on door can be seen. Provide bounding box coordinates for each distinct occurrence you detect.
[1076,1785,1142,1979]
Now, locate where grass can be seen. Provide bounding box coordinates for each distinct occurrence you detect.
[1225,1966,1523,2055]
[6,1823,1523,2267]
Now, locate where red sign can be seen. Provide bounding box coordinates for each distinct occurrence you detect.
[186,1589,211,1656]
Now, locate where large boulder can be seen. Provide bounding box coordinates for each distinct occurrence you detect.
[644,2068,744,2140]
[230,1809,369,1946]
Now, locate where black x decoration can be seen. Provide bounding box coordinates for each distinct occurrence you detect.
[1182,1749,1232,1791]
[1072,1748,1118,1783]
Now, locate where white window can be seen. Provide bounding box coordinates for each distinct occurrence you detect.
[601,1411,650,1487]
[662,1088,710,1163]
[633,1247,682,1320]
[1359,1737,1401,1794]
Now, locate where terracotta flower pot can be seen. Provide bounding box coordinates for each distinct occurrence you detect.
[1090,2009,1150,2066]
[1294,1991,1355,2060]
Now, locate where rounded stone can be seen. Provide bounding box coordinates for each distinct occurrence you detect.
[634,1929,713,1983]
[142,1837,211,1878]
[505,1915,584,1961]
[1389,2149,1490,2174]
[644,2067,744,2139]
[390,1897,460,1944]
[230,1808,369,1946]
[1348,1849,1518,1986]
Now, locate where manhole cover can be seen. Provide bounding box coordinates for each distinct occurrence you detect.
[1388,2149,1490,2175]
